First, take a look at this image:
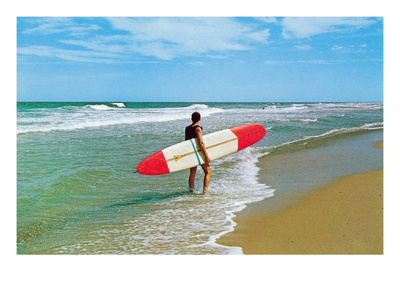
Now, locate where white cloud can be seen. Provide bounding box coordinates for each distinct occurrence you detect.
[248,29,271,42]
[255,17,279,24]
[60,36,129,54]
[19,17,379,64]
[106,17,270,60]
[17,46,117,63]
[23,18,272,62]
[293,45,313,51]
[21,17,100,37]
[331,44,370,54]
[264,59,344,65]
[205,54,228,59]
[187,61,205,66]
[281,17,377,39]
[264,58,381,65]
[331,45,344,51]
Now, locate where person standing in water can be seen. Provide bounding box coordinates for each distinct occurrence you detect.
[185,112,211,194]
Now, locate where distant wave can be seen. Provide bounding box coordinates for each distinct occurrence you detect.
[17,103,225,134]
[266,121,384,153]
[111,102,126,108]
[86,104,113,111]
[311,102,383,110]
[261,102,383,113]
[185,104,209,110]
[262,104,309,113]
[298,118,318,123]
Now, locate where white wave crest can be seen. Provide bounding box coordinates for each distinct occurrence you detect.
[111,102,126,108]
[262,104,309,114]
[299,118,318,123]
[17,103,225,134]
[361,122,384,130]
[186,104,209,110]
[266,121,384,152]
[86,104,113,111]
[312,102,383,110]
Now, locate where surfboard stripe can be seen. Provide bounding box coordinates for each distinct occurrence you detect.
[190,139,202,166]
[207,137,238,150]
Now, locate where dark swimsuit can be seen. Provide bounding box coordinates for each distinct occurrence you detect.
[185,125,202,140]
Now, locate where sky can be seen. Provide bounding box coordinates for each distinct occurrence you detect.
[17,17,383,102]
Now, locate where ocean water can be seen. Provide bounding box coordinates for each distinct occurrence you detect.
[17,102,383,254]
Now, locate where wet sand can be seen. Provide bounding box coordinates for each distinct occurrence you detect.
[218,134,383,254]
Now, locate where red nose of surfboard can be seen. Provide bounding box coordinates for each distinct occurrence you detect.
[137,150,170,175]
[229,124,266,151]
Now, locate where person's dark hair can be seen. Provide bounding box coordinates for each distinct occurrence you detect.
[191,112,201,123]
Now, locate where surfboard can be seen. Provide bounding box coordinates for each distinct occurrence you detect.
[137,124,266,175]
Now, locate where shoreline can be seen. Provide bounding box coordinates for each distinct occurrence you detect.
[217,131,383,254]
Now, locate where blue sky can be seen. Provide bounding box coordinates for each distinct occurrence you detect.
[17,17,383,102]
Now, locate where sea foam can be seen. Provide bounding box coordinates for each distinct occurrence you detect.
[17,103,225,134]
[111,102,126,108]
[86,104,113,111]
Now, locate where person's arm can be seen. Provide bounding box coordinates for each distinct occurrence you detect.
[195,127,210,164]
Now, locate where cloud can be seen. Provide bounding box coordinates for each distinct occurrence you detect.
[331,44,369,54]
[264,58,381,65]
[264,59,344,65]
[17,46,117,63]
[19,17,272,62]
[293,45,313,51]
[106,17,271,60]
[18,17,380,64]
[60,35,129,54]
[21,17,100,37]
[331,45,345,51]
[187,61,205,66]
[255,17,279,24]
[281,17,377,39]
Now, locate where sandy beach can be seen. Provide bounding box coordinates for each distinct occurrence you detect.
[218,133,383,254]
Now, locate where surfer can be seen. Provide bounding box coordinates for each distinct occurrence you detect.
[185,112,211,194]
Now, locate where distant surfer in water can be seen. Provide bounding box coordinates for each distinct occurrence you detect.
[185,112,211,194]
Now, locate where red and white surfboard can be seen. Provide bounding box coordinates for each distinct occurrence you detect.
[137,124,266,175]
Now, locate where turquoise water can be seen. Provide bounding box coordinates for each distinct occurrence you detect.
[17,102,383,254]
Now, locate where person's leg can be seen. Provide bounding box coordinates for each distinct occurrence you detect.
[189,167,197,193]
[201,164,211,194]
